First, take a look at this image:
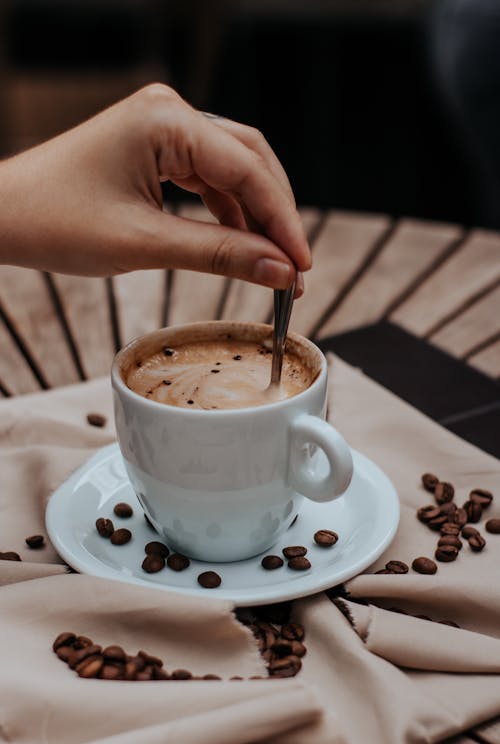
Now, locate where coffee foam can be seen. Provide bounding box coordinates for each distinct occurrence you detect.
[122,323,319,411]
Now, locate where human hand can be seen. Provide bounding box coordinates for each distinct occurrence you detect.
[0,84,310,295]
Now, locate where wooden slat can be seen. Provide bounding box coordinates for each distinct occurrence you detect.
[113,270,167,345]
[469,338,500,379]
[391,229,500,337]
[220,207,322,324]
[50,274,115,379]
[168,203,228,326]
[0,319,41,395]
[430,284,500,359]
[317,219,462,339]
[290,210,391,338]
[0,267,78,387]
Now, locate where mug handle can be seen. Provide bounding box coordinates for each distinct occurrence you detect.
[289,414,353,503]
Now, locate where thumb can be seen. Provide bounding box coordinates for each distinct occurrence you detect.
[133,211,296,289]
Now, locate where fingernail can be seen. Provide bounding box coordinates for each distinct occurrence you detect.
[253,258,291,288]
[295,272,304,298]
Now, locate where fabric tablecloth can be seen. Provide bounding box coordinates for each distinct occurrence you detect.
[1,355,499,744]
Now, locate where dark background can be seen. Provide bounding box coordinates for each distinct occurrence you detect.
[0,0,480,227]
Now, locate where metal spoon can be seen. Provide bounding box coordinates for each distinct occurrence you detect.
[270,282,295,386]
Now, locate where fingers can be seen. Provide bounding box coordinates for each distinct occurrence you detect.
[150,91,311,273]
[132,210,297,289]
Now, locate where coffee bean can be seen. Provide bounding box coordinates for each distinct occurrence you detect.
[412,557,437,574]
[77,656,104,678]
[233,355,242,360]
[0,551,21,561]
[417,505,441,523]
[438,619,461,628]
[142,554,165,573]
[25,534,44,549]
[96,517,114,538]
[385,560,409,574]
[470,488,493,508]
[136,668,154,681]
[167,553,190,571]
[124,660,139,680]
[375,569,391,574]
[438,535,462,551]
[283,546,307,559]
[440,522,460,536]
[290,640,307,657]
[73,635,93,650]
[434,482,454,505]
[202,674,221,680]
[435,545,458,562]
[261,555,284,570]
[145,541,169,558]
[486,519,500,534]
[171,669,192,680]
[53,632,76,651]
[269,655,302,678]
[210,369,220,374]
[69,644,102,669]
[138,650,163,667]
[271,639,294,657]
[198,571,221,588]
[110,528,132,546]
[422,473,439,492]
[463,500,482,523]
[461,525,480,539]
[153,667,169,680]
[281,622,305,641]
[453,508,468,527]
[86,412,107,428]
[230,676,244,680]
[440,502,457,516]
[56,646,76,663]
[428,514,448,531]
[113,502,133,519]
[288,556,311,571]
[101,664,123,680]
[468,534,486,552]
[314,530,338,547]
[103,645,126,663]
[415,615,432,621]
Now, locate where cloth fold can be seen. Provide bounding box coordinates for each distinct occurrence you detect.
[1,355,500,743]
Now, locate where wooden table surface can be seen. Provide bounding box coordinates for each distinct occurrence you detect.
[1,203,499,397]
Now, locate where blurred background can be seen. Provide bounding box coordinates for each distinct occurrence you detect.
[0,0,498,229]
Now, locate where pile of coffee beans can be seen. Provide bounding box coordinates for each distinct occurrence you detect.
[53,602,306,681]
[0,534,46,561]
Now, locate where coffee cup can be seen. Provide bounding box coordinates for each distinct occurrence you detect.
[112,321,353,562]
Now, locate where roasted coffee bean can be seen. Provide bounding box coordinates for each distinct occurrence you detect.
[470,488,493,508]
[145,541,169,558]
[434,482,455,505]
[438,620,460,628]
[73,635,93,650]
[113,502,133,518]
[96,517,114,538]
[453,508,468,527]
[0,551,21,561]
[101,664,123,680]
[288,556,311,571]
[198,571,222,588]
[171,669,192,680]
[138,650,163,667]
[153,667,169,680]
[385,560,409,574]
[86,412,107,428]
[314,530,338,547]
[53,632,76,651]
[412,557,437,575]
[202,674,221,680]
[440,502,457,517]
[257,622,278,650]
[77,656,104,679]
[124,660,139,680]
[25,534,44,549]
[463,500,482,523]
[281,622,305,642]
[69,644,102,669]
[110,528,132,546]
[230,676,244,680]
[261,555,284,570]
[56,646,76,663]
[461,525,480,539]
[435,545,459,562]
[428,514,448,531]
[468,534,486,552]
[269,655,302,678]
[167,553,190,571]
[136,667,154,681]
[103,645,126,663]
[486,519,500,534]
[415,615,432,621]
[375,569,391,574]
[422,473,439,492]
[283,546,307,559]
[290,640,307,658]
[417,505,441,523]
[438,535,462,551]
[440,522,460,536]
[142,554,165,573]
[271,639,294,657]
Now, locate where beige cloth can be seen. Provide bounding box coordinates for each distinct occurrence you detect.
[1,358,499,743]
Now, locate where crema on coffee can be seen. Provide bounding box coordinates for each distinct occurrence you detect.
[126,339,314,410]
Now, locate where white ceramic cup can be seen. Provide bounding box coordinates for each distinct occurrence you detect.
[112,321,353,562]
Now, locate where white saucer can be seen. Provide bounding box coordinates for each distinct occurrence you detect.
[46,443,399,606]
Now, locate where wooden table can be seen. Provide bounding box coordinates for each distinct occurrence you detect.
[1,204,500,397]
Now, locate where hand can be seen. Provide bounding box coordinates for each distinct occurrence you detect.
[0,84,310,295]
